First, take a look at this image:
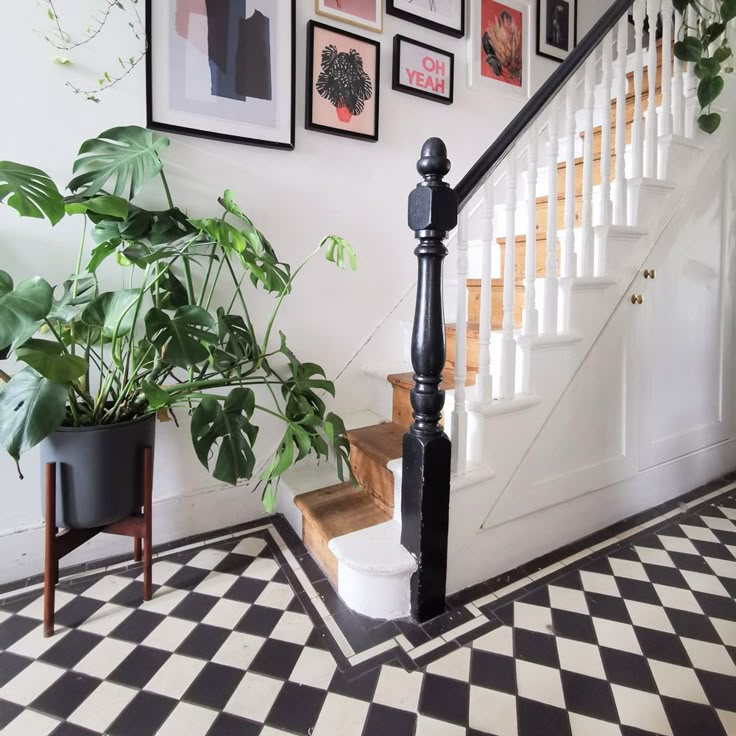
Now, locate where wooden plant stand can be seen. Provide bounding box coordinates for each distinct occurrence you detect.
[43,446,154,637]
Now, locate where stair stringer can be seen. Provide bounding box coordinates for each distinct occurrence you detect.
[445,112,735,593]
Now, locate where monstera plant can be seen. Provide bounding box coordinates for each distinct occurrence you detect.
[0,126,356,522]
[674,0,736,133]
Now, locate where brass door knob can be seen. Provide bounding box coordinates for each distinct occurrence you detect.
[631,294,643,304]
[643,268,656,279]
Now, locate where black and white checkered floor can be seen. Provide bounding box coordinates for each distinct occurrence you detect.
[2,478,736,735]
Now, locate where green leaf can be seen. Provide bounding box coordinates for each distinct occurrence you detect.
[157,270,189,309]
[0,161,65,224]
[674,36,703,62]
[141,380,170,410]
[67,126,170,200]
[15,339,87,382]
[723,0,736,22]
[321,235,358,271]
[190,389,259,485]
[0,272,54,350]
[0,367,68,461]
[703,22,726,46]
[64,194,129,218]
[213,308,257,372]
[714,46,732,63]
[52,56,71,65]
[81,290,140,338]
[695,57,721,79]
[672,0,691,12]
[698,74,725,107]
[698,111,722,133]
[145,305,217,368]
[48,274,96,323]
[87,240,120,273]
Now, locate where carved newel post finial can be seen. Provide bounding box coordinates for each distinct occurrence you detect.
[402,138,457,622]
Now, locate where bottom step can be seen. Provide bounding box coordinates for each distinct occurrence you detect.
[294,483,389,584]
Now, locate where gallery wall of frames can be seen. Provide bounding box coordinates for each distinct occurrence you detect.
[146,0,578,148]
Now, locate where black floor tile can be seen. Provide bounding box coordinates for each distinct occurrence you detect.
[469,649,517,694]
[183,662,243,710]
[223,577,268,604]
[170,592,219,622]
[31,671,101,719]
[248,638,302,679]
[50,723,100,736]
[599,648,658,693]
[177,623,230,661]
[265,681,327,735]
[666,607,722,643]
[205,712,261,736]
[110,609,166,644]
[561,670,618,722]
[418,672,469,726]
[551,608,599,644]
[662,696,729,736]
[634,627,693,667]
[517,697,572,736]
[363,703,417,736]
[54,597,105,628]
[514,628,560,668]
[107,690,178,736]
[0,614,36,649]
[234,604,282,637]
[39,629,103,669]
[328,665,381,702]
[0,699,23,731]
[0,651,32,687]
[108,645,170,688]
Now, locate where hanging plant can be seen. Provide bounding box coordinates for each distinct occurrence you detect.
[673,0,736,133]
[316,45,373,122]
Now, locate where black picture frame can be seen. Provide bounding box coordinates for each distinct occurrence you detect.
[145,0,296,150]
[386,0,465,39]
[536,0,578,63]
[305,20,381,143]
[392,35,454,105]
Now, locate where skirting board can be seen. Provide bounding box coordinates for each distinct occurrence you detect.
[448,438,736,594]
[0,481,267,586]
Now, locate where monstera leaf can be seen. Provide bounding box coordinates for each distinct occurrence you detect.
[0,161,65,225]
[15,339,88,383]
[48,275,96,323]
[145,306,217,368]
[0,367,68,462]
[190,389,259,485]
[81,290,140,339]
[68,126,170,200]
[0,271,54,350]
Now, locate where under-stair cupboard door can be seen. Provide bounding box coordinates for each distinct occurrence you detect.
[638,160,734,471]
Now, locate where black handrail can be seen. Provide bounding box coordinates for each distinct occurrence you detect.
[455,0,634,209]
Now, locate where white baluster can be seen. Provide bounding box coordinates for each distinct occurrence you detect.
[523,126,539,337]
[599,33,614,228]
[632,0,646,179]
[645,0,661,178]
[450,207,469,474]
[672,7,685,136]
[500,153,518,401]
[614,15,629,225]
[661,0,674,137]
[563,82,578,279]
[543,100,559,335]
[684,5,698,137]
[580,56,596,278]
[476,178,494,403]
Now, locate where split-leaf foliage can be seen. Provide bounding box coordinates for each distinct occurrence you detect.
[0,126,357,508]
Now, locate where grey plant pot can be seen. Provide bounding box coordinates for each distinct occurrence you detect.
[40,414,156,529]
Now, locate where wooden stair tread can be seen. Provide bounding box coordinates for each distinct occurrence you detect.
[347,422,404,466]
[388,370,476,391]
[295,482,390,540]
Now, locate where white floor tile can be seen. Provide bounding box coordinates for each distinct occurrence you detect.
[290,647,336,689]
[232,537,268,557]
[194,571,239,598]
[548,586,589,615]
[681,569,730,597]
[17,591,74,620]
[68,681,137,731]
[556,638,606,680]
[472,625,514,656]
[201,598,250,629]
[711,616,736,647]
[373,665,424,712]
[147,560,183,585]
[702,516,736,533]
[513,601,555,635]
[416,714,467,736]
[634,547,676,568]
[212,631,265,670]
[139,586,190,615]
[609,558,650,582]
[8,625,70,658]
[569,712,623,735]
[680,524,720,544]
[717,708,736,734]
[426,647,471,682]
[469,686,518,735]
[1,661,64,705]
[311,693,369,736]
[681,637,736,676]
[580,571,621,598]
[624,600,676,633]
[145,653,206,698]
[76,603,133,635]
[659,535,699,556]
[648,660,709,704]
[612,684,673,736]
[255,582,294,609]
[0,709,60,736]
[653,583,703,614]
[705,556,736,579]
[187,548,229,570]
[246,558,280,580]
[74,637,136,679]
[155,701,218,736]
[142,616,196,651]
[270,611,312,645]
[592,618,642,655]
[516,660,566,708]
[224,671,284,722]
[82,575,136,602]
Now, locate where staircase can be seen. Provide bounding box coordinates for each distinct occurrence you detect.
[279,0,735,620]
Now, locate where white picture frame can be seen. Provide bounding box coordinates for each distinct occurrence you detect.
[467,0,531,99]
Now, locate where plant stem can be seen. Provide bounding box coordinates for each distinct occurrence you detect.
[159,169,175,209]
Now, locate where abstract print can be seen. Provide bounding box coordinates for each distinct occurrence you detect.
[480,0,523,88]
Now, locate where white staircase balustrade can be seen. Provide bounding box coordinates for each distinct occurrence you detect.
[581,56,596,277]
[614,15,629,226]
[632,0,646,179]
[476,177,495,403]
[500,153,518,401]
[661,0,674,138]
[563,83,578,280]
[523,126,540,338]
[599,33,614,230]
[645,0,661,178]
[672,7,685,137]
[543,99,560,335]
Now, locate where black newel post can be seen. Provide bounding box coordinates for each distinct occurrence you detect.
[401,138,457,622]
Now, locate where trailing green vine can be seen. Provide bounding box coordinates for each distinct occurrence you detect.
[674,0,736,133]
[41,0,146,103]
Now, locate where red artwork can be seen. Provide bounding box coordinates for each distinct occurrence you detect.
[480,0,523,88]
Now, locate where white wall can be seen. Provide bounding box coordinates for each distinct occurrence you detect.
[0,0,613,584]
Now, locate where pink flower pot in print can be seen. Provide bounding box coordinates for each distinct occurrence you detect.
[335,105,352,123]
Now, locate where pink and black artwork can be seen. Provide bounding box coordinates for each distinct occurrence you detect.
[147,0,295,149]
[392,35,454,104]
[306,22,380,142]
[316,0,383,32]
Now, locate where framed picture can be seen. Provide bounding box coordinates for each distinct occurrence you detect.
[315,0,383,33]
[146,0,296,150]
[468,0,530,99]
[536,0,577,62]
[392,35,454,104]
[386,0,465,39]
[306,21,380,142]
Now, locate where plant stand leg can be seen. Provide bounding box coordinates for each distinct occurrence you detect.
[134,537,142,563]
[43,463,57,638]
[143,446,153,601]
